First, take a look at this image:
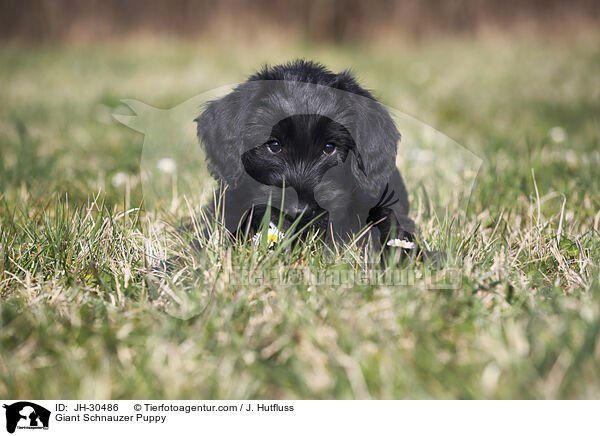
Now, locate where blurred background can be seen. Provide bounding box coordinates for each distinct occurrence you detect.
[2,0,600,42]
[1,0,599,216]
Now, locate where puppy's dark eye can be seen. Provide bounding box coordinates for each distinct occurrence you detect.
[266,140,282,154]
[323,143,336,155]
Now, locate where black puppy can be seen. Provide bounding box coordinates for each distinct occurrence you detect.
[196,60,423,258]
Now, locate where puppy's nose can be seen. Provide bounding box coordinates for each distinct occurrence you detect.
[289,203,315,222]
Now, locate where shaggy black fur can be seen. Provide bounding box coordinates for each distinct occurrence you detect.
[195,59,425,258]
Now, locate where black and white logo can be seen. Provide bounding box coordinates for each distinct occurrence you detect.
[3,402,50,434]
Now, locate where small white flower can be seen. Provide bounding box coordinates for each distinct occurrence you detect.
[387,239,415,249]
[253,222,285,248]
[549,126,567,143]
[157,158,177,174]
[111,172,127,187]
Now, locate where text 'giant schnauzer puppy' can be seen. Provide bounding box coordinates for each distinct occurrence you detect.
[195,59,434,261]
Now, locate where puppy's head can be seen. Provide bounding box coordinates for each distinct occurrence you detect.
[196,60,400,221]
[240,114,358,223]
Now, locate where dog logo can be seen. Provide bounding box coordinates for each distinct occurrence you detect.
[2,402,50,433]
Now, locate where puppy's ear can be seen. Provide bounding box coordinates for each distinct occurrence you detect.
[351,97,400,196]
[195,90,246,187]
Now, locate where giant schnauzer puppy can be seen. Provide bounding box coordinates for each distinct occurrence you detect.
[195,59,431,260]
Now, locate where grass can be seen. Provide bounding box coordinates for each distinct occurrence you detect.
[1,33,600,399]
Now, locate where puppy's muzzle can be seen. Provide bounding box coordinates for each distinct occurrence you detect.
[286,204,329,231]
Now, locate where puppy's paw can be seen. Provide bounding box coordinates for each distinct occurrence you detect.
[367,184,411,245]
[368,185,444,266]
[367,184,399,222]
[239,204,283,237]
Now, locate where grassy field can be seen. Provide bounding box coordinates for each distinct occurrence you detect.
[1,34,599,399]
